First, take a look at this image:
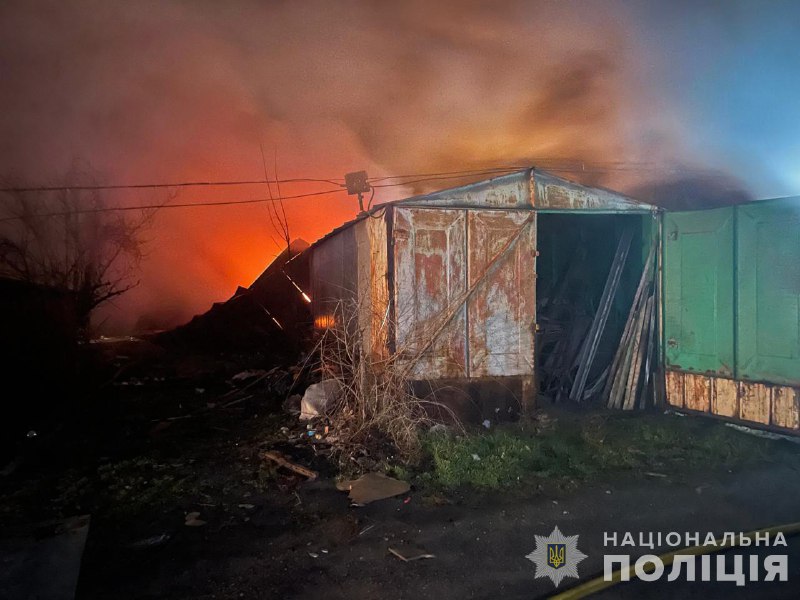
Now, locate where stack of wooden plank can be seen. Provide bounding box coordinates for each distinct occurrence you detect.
[569,229,634,402]
[605,236,659,410]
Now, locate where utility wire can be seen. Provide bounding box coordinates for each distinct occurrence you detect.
[0,161,729,196]
[0,187,347,223]
[0,162,746,223]
[0,177,345,194]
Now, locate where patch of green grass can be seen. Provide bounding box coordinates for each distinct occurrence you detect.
[418,413,800,490]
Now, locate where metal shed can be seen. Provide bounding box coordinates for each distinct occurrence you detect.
[305,168,800,433]
[308,168,657,416]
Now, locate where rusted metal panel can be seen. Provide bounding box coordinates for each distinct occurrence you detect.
[393,207,468,379]
[467,210,536,377]
[355,212,390,360]
[309,224,358,329]
[666,369,800,432]
[739,381,771,425]
[773,386,800,430]
[711,376,738,418]
[683,373,711,412]
[532,170,654,212]
[397,170,532,210]
[666,370,684,408]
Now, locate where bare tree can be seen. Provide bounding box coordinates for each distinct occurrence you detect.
[0,167,158,334]
[259,144,292,257]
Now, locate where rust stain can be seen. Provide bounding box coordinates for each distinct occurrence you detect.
[531,170,653,212]
[684,373,711,412]
[665,370,800,435]
[739,381,771,425]
[665,370,684,408]
[772,386,799,430]
[467,210,536,377]
[394,207,467,379]
[711,377,738,418]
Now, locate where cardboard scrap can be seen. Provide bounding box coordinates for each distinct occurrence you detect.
[337,472,410,504]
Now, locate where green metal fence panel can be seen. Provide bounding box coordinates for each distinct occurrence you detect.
[664,207,735,376]
[736,197,800,386]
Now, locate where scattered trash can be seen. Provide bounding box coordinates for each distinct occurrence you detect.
[665,409,687,417]
[643,472,667,478]
[300,380,341,420]
[231,369,268,382]
[194,388,205,394]
[308,552,319,558]
[403,496,411,504]
[184,512,207,527]
[238,504,255,510]
[471,453,481,461]
[388,546,436,562]
[336,473,411,505]
[263,451,318,480]
[26,430,37,439]
[725,423,800,444]
[428,423,449,435]
[358,524,376,536]
[283,394,302,414]
[482,419,491,429]
[130,533,171,548]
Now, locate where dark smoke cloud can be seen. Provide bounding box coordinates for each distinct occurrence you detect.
[0,0,748,332]
[633,171,754,211]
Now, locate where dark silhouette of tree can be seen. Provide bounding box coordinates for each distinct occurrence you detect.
[0,167,159,335]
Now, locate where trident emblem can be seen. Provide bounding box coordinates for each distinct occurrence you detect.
[547,543,566,569]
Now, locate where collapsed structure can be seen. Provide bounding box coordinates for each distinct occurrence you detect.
[297,168,799,433]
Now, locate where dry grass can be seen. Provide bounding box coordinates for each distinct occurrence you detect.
[310,300,460,466]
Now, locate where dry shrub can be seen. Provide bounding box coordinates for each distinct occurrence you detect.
[312,300,459,466]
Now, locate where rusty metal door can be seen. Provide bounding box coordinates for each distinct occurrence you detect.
[393,206,537,380]
[394,207,467,379]
[467,210,536,377]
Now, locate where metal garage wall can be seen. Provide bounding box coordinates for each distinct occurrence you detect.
[663,207,735,377]
[664,198,800,432]
[310,224,357,330]
[393,207,468,379]
[467,210,536,377]
[737,198,800,387]
[392,206,536,381]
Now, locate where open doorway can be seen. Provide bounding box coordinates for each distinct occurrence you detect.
[536,213,651,404]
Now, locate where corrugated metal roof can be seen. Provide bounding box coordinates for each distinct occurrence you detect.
[304,168,656,252]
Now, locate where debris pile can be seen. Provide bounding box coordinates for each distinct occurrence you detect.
[301,301,455,468]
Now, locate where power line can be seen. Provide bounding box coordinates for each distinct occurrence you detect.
[0,177,345,194]
[0,162,752,223]
[0,187,347,223]
[0,161,728,196]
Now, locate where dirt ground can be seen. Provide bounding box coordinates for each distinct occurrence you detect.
[2,347,800,599]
